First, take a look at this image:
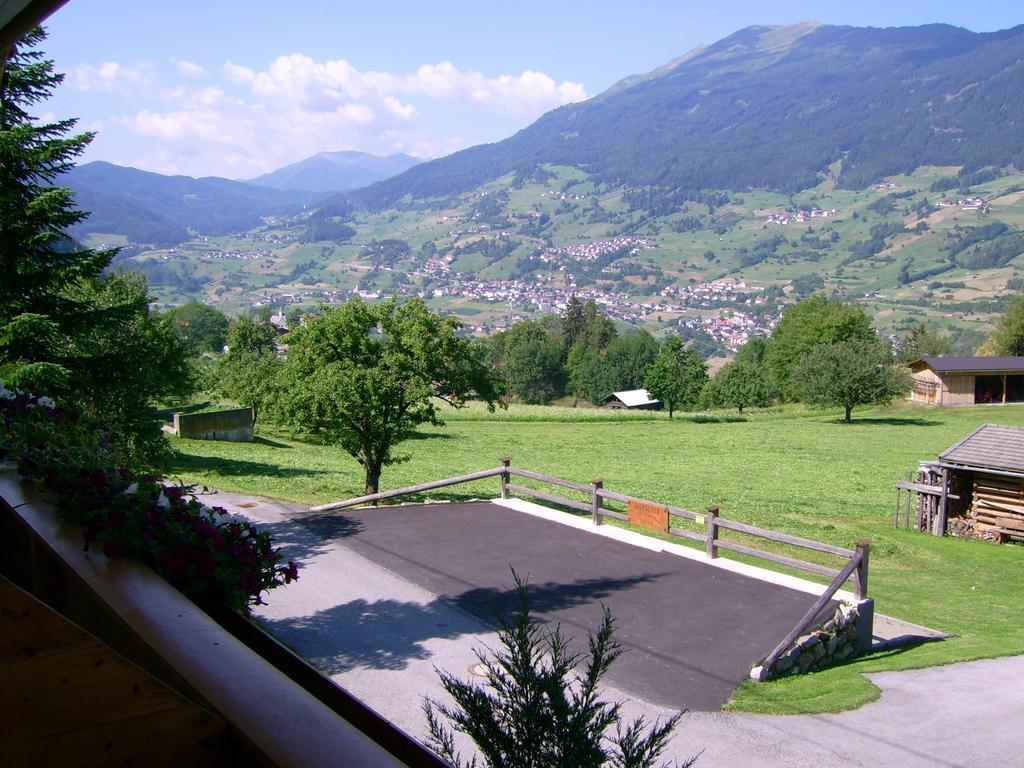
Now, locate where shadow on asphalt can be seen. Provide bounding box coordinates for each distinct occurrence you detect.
[261,573,661,674]
[257,513,365,568]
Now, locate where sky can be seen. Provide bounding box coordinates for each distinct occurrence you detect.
[35,1,1022,180]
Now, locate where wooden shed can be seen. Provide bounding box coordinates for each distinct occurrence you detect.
[908,356,1024,405]
[600,389,662,410]
[898,424,1024,542]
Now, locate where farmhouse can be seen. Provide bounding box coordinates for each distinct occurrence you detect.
[907,356,1024,405]
[600,389,662,410]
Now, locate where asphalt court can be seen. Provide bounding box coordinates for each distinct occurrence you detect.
[321,500,834,711]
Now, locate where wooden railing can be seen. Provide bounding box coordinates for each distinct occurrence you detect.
[312,459,870,602]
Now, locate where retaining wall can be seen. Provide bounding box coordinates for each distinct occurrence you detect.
[754,599,874,681]
[173,408,253,442]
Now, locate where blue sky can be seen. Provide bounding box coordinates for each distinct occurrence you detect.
[38,1,1021,179]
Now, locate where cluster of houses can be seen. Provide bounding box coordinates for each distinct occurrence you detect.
[160,248,272,262]
[678,309,779,352]
[936,196,988,211]
[661,278,769,308]
[446,224,496,240]
[541,190,587,201]
[537,236,657,264]
[763,207,839,225]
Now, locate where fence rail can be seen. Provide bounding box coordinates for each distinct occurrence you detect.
[313,458,869,601]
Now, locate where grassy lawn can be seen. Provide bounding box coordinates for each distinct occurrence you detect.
[169,400,1024,714]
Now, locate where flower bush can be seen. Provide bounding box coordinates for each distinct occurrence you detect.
[2,383,297,612]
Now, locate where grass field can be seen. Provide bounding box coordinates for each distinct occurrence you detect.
[169,400,1024,714]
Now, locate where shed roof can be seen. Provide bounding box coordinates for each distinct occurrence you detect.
[913,356,1024,373]
[939,424,1024,474]
[602,389,660,407]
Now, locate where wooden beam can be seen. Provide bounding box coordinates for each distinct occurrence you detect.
[715,517,855,557]
[894,481,960,499]
[310,467,505,512]
[713,540,841,579]
[503,483,592,513]
[758,548,865,673]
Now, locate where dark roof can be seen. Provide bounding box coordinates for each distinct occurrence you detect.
[914,356,1024,373]
[940,424,1024,474]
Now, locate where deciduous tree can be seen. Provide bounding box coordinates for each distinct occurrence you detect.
[165,302,229,355]
[703,360,771,414]
[273,297,500,494]
[643,336,707,419]
[219,314,280,426]
[493,320,565,404]
[764,295,875,397]
[977,295,1024,356]
[791,338,910,422]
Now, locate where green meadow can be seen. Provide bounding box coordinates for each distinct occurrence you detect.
[170,400,1024,714]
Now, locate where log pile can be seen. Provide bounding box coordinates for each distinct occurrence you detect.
[972,474,1024,543]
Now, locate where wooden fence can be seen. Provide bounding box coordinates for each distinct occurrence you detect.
[311,458,870,603]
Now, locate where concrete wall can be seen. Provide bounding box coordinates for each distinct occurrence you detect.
[173,408,254,442]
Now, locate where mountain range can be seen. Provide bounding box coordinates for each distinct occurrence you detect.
[64,151,420,246]
[247,151,422,193]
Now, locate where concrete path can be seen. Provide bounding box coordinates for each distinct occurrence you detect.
[207,490,1022,767]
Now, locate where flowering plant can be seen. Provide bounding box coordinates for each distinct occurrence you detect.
[2,383,297,612]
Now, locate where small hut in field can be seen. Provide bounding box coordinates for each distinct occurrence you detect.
[600,389,662,411]
[897,423,1024,542]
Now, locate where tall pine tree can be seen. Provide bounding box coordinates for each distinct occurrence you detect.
[0,27,115,390]
[1,29,192,468]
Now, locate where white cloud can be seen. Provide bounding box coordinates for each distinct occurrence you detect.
[171,58,208,79]
[83,53,588,177]
[373,62,587,115]
[71,61,155,93]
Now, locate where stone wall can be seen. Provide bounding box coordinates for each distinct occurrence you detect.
[752,599,874,682]
[173,408,254,442]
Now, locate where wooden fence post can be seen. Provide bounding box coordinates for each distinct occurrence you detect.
[935,468,949,537]
[706,504,720,559]
[854,539,870,600]
[500,456,511,499]
[591,478,604,526]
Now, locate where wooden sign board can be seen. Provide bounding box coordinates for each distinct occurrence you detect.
[628,499,669,533]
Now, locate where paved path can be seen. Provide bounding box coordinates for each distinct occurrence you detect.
[209,490,1022,767]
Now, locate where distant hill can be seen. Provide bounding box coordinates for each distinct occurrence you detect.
[356,22,1024,208]
[247,151,423,192]
[68,187,188,248]
[63,162,324,238]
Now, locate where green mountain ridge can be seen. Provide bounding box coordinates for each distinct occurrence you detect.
[64,161,326,241]
[355,22,1024,209]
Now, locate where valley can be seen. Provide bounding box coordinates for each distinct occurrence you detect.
[107,162,1024,356]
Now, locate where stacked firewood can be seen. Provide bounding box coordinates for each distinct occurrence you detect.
[972,475,1024,542]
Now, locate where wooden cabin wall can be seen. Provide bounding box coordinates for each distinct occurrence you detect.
[942,374,976,405]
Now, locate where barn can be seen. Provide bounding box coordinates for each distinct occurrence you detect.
[908,356,1024,405]
[600,389,662,410]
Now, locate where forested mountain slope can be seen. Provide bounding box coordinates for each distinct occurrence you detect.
[357,22,1024,208]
